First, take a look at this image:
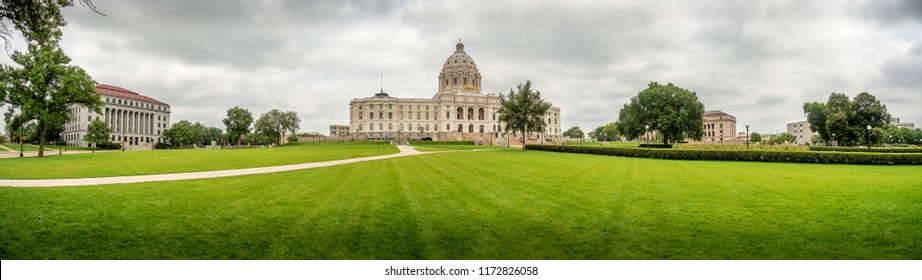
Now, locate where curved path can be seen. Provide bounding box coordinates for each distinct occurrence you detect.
[1,145,427,188]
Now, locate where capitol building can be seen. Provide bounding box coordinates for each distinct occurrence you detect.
[346,40,561,144]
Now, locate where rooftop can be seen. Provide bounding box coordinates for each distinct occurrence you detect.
[96,84,169,106]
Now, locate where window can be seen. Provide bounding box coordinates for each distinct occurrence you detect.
[379,123,383,130]
[426,105,429,110]
[359,111,364,119]
[359,105,363,110]
[388,123,393,130]
[417,105,420,110]
[453,77,457,85]
[426,124,430,131]
[417,112,421,119]
[492,114,496,121]
[388,104,392,109]
[378,104,383,109]
[370,112,374,119]
[388,112,392,119]
[399,124,404,130]
[378,111,383,119]
[446,112,450,119]
[359,124,363,131]
[445,79,448,86]
[447,124,450,130]
[425,112,429,120]
[400,112,404,119]
[464,78,467,85]
[88,116,91,122]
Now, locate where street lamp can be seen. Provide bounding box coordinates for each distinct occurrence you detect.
[832,133,836,148]
[644,124,649,146]
[866,125,872,149]
[19,121,23,158]
[745,124,750,150]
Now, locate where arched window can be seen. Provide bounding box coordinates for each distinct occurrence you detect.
[447,124,450,131]
[426,124,430,131]
[399,124,404,130]
[446,111,450,119]
[478,108,485,120]
[479,125,484,133]
[457,124,463,132]
[467,107,474,120]
[469,124,474,133]
[388,123,393,131]
[457,107,464,120]
[463,78,467,85]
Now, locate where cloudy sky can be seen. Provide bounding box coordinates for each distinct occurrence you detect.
[2,0,920,135]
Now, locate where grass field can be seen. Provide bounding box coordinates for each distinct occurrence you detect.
[1,143,42,152]
[1,148,919,259]
[0,142,398,179]
[410,144,512,152]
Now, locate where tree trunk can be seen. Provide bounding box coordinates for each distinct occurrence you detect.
[38,121,47,157]
[663,135,668,146]
[521,128,526,151]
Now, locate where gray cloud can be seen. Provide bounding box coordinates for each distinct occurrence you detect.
[2,0,920,135]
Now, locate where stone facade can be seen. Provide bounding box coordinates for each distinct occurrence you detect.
[700,110,737,144]
[329,124,350,137]
[891,117,915,129]
[787,120,815,145]
[63,84,171,149]
[347,40,562,144]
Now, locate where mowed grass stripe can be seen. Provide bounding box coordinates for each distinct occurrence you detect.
[0,149,919,259]
[0,142,399,179]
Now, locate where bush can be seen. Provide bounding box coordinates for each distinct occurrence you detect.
[808,146,922,153]
[411,141,476,145]
[154,142,169,150]
[525,144,922,165]
[638,143,673,148]
[54,140,67,146]
[95,141,122,150]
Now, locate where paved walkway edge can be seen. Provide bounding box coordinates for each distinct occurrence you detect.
[1,145,425,188]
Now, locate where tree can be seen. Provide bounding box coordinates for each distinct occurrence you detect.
[808,92,890,147]
[562,126,584,139]
[223,106,253,146]
[498,80,552,150]
[0,44,101,157]
[205,127,223,145]
[83,118,109,152]
[254,109,301,146]
[1,0,102,49]
[592,122,619,142]
[773,132,796,145]
[163,120,194,148]
[750,132,762,144]
[616,82,704,145]
[803,102,828,144]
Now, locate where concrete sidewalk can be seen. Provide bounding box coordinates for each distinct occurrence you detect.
[0,145,426,188]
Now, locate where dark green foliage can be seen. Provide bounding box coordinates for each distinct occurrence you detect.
[223,106,253,146]
[808,146,922,153]
[638,144,673,148]
[498,80,552,150]
[153,142,169,150]
[526,144,922,165]
[410,141,475,145]
[95,141,120,150]
[562,126,584,138]
[806,92,891,147]
[617,82,704,145]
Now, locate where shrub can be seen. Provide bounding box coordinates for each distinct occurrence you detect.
[411,141,476,145]
[638,143,673,148]
[96,141,122,150]
[808,146,922,153]
[154,142,169,150]
[525,144,922,165]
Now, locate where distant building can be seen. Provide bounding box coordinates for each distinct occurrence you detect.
[699,110,737,144]
[891,117,915,129]
[63,84,171,149]
[787,120,815,145]
[329,125,350,137]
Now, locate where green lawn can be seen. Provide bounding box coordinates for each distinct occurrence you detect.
[1,149,919,259]
[410,144,513,152]
[0,143,42,152]
[0,142,398,179]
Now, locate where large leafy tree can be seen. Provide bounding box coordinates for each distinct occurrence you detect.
[1,0,101,49]
[0,44,101,157]
[592,122,619,142]
[223,106,253,146]
[163,120,194,148]
[498,80,552,150]
[254,109,300,146]
[562,126,583,139]
[806,92,890,147]
[82,118,109,151]
[205,126,223,145]
[616,82,704,145]
[750,132,762,144]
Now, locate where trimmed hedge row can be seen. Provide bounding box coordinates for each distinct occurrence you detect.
[808,146,922,153]
[638,144,673,148]
[410,141,476,145]
[525,144,922,165]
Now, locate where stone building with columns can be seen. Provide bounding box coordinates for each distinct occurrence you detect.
[63,84,171,149]
[347,40,562,144]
